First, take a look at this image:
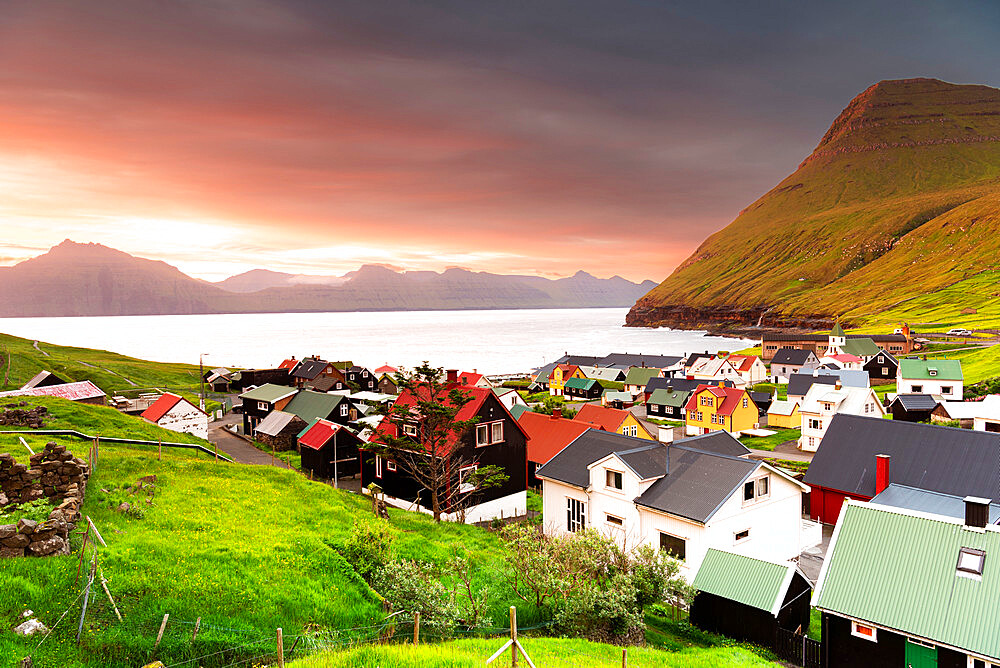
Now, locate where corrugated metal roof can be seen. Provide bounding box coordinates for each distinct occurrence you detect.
[899,358,964,381]
[648,388,690,408]
[285,390,346,423]
[141,393,186,422]
[889,393,940,412]
[771,348,817,365]
[624,367,662,386]
[0,380,105,401]
[803,414,1000,499]
[254,410,303,437]
[564,377,598,390]
[872,484,1000,524]
[675,431,751,457]
[693,549,795,615]
[239,383,297,403]
[814,502,1000,660]
[842,337,881,357]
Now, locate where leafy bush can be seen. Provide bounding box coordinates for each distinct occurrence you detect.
[0,498,54,524]
[341,519,395,583]
[372,559,459,636]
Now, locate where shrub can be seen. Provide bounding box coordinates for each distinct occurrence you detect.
[341,519,394,583]
[372,560,459,636]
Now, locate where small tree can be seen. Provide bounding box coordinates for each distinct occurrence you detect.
[372,363,507,522]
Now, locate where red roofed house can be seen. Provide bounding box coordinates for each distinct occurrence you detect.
[684,383,759,436]
[278,357,299,371]
[725,355,768,385]
[0,380,107,406]
[374,364,398,376]
[573,404,654,440]
[819,353,863,371]
[458,370,493,389]
[365,369,528,523]
[518,408,603,486]
[141,392,209,440]
[298,418,364,480]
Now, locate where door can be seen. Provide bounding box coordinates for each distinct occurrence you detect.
[905,640,937,668]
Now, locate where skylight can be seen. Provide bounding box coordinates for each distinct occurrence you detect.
[957,547,986,577]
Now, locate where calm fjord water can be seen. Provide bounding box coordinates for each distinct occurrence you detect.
[0,308,750,374]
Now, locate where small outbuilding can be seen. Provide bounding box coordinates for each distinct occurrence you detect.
[887,393,940,423]
[298,418,363,480]
[690,548,812,649]
[254,410,307,452]
[767,399,801,429]
[563,376,603,400]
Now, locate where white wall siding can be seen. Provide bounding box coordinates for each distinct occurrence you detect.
[154,401,209,440]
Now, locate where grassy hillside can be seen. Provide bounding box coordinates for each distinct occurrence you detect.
[287,638,781,667]
[0,331,201,395]
[629,78,1000,329]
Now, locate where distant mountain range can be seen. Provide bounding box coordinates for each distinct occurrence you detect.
[0,241,656,317]
[628,78,1000,331]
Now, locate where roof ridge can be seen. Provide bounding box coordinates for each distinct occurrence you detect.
[671,443,758,463]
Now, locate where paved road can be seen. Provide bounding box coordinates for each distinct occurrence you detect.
[208,413,292,469]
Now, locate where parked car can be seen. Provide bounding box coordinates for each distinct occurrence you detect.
[947,328,973,336]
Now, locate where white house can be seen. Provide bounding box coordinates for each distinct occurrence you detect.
[492,387,529,412]
[896,358,964,399]
[770,348,820,384]
[817,353,863,371]
[798,382,884,452]
[685,357,747,388]
[140,392,209,440]
[973,394,1000,432]
[726,355,768,386]
[535,430,820,580]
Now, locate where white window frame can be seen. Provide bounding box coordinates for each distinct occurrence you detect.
[567,497,586,532]
[459,464,477,493]
[257,401,268,411]
[941,386,953,395]
[476,424,490,447]
[375,456,383,479]
[850,621,877,641]
[386,460,397,472]
[491,421,504,443]
[340,403,349,417]
[403,423,417,437]
[734,528,751,544]
[605,514,624,527]
[606,469,624,490]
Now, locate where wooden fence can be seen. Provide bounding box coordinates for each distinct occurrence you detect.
[775,627,823,668]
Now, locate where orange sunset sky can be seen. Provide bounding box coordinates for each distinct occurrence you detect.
[1,1,997,282]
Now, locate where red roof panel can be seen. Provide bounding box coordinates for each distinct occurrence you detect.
[278,359,299,370]
[519,411,603,466]
[299,418,347,450]
[684,384,752,415]
[573,404,629,432]
[0,380,106,402]
[141,392,185,423]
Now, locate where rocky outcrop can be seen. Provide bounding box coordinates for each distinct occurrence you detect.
[0,442,90,558]
[0,403,48,428]
[624,302,838,333]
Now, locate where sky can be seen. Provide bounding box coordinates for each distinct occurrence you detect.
[1,0,999,282]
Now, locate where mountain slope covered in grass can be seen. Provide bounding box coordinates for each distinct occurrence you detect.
[628,78,1000,330]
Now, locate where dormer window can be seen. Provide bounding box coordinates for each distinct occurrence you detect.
[606,470,623,490]
[403,423,418,437]
[929,368,938,376]
[957,547,986,578]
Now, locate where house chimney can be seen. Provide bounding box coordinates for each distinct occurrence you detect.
[552,407,562,420]
[473,368,477,374]
[835,380,842,390]
[875,454,890,495]
[666,385,673,393]
[446,369,458,385]
[964,496,991,529]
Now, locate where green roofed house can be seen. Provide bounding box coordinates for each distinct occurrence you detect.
[646,387,691,420]
[624,366,662,396]
[897,358,964,398]
[563,376,603,400]
[239,383,298,434]
[813,500,1000,667]
[284,389,361,427]
[690,548,812,649]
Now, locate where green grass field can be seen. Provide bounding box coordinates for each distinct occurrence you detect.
[739,428,800,452]
[286,637,781,668]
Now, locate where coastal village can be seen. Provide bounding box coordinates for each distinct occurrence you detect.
[4,321,1000,667]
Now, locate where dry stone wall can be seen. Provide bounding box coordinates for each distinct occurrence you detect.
[0,442,90,558]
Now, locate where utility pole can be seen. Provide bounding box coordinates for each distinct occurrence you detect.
[333,428,338,489]
[199,352,209,412]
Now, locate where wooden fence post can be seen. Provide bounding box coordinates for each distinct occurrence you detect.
[74,524,91,586]
[276,627,285,668]
[191,617,201,643]
[413,612,420,646]
[510,606,517,668]
[622,647,627,668]
[214,442,218,461]
[158,439,162,461]
[154,613,169,651]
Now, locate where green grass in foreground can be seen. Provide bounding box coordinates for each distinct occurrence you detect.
[0,400,531,667]
[286,637,781,668]
[739,428,800,452]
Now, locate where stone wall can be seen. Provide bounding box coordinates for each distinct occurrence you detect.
[0,442,90,558]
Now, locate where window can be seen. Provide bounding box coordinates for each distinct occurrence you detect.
[387,460,397,472]
[851,621,877,641]
[877,356,884,363]
[743,480,755,502]
[567,498,586,532]
[476,424,490,446]
[375,456,383,479]
[659,532,686,561]
[340,403,349,417]
[623,425,638,437]
[809,419,821,430]
[742,397,749,408]
[808,436,815,448]
[606,514,623,526]
[689,411,697,420]
[942,386,953,395]
[743,476,769,504]
[957,547,986,577]
[734,529,750,543]
[911,385,923,393]
[970,658,1000,668]
[403,423,417,437]
[459,465,477,493]
[882,367,889,375]
[929,369,938,376]
[756,476,769,498]
[257,401,268,411]
[606,470,623,490]
[491,421,504,443]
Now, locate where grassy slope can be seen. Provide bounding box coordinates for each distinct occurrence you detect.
[287,638,780,668]
[633,78,1000,323]
[0,331,202,395]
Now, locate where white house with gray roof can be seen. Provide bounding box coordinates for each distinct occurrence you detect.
[535,430,819,580]
[798,382,883,452]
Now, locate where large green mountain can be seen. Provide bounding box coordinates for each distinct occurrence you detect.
[627,78,1000,331]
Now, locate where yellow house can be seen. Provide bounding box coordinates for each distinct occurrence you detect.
[767,399,801,429]
[574,404,654,440]
[549,364,586,397]
[684,383,759,436]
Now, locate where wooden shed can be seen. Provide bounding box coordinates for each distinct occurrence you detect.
[298,418,363,480]
[690,548,812,649]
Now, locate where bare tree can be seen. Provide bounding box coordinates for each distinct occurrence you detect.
[371,363,507,522]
